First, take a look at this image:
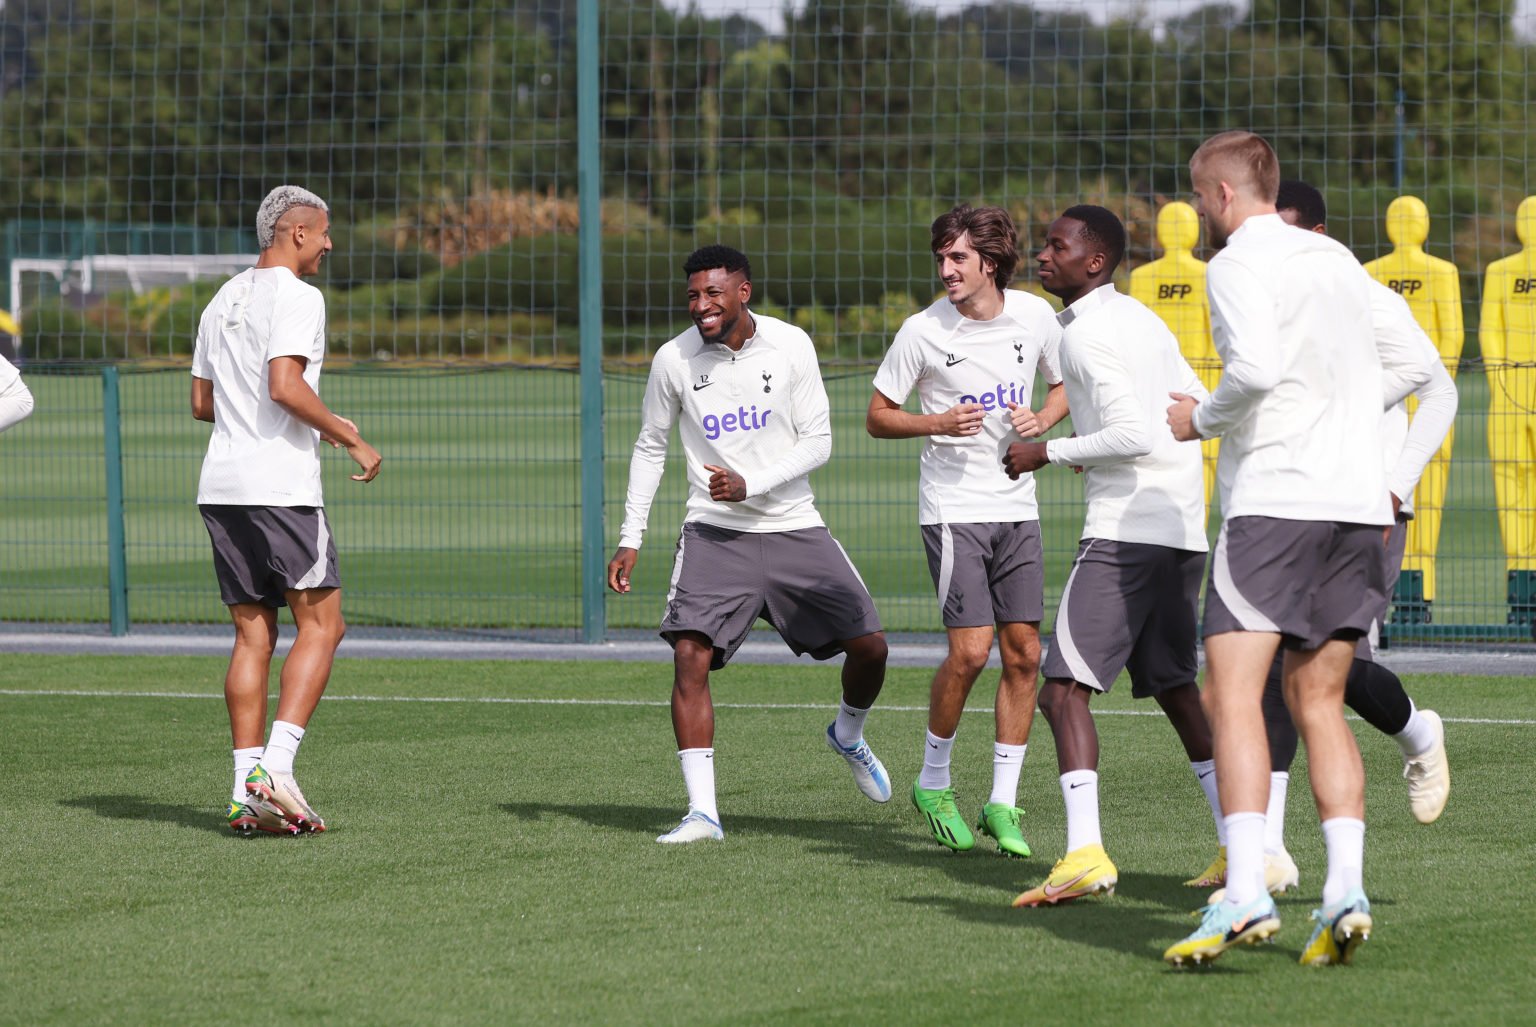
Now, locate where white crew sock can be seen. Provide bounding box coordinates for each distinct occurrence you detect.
[260,720,304,775]
[1321,817,1365,907]
[1061,769,1101,852]
[232,746,263,803]
[678,748,719,823]
[1220,812,1267,908]
[1393,701,1437,757]
[833,700,870,748]
[918,730,956,791]
[1191,759,1224,845]
[989,742,1027,807]
[1264,772,1290,854]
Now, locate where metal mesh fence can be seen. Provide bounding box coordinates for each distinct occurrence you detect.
[1,1,1534,641]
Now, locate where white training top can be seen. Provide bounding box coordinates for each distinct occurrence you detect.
[1045,285,1210,551]
[192,266,327,507]
[1190,214,1430,525]
[0,352,18,389]
[618,313,830,549]
[1370,280,1459,518]
[872,289,1063,524]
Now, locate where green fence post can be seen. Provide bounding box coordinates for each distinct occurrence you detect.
[577,0,606,643]
[102,365,129,635]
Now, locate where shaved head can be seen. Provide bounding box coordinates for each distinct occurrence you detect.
[1189,131,1280,205]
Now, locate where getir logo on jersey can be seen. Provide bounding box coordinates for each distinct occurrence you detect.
[959,380,1032,411]
[702,404,773,440]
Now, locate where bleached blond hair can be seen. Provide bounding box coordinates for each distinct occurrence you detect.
[255,185,329,250]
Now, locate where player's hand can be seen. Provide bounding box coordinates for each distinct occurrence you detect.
[1003,441,1049,479]
[346,438,382,482]
[934,402,985,437]
[1006,402,1045,438]
[320,417,358,449]
[1167,393,1201,442]
[704,464,747,502]
[608,547,638,594]
[1390,492,1403,519]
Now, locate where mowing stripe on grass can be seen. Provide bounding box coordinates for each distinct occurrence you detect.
[2,687,1533,725]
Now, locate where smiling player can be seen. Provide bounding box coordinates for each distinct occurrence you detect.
[867,204,1066,857]
[609,245,892,845]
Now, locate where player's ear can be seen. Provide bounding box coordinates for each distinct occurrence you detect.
[739,278,752,305]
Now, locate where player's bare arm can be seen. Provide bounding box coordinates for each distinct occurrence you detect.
[704,463,747,502]
[1005,381,1068,437]
[268,355,382,482]
[1166,392,1201,441]
[191,376,215,423]
[607,546,638,594]
[866,390,983,438]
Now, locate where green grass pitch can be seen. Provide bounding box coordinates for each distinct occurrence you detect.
[3,653,1531,1024]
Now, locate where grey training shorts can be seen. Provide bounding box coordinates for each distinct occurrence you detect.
[920,521,1045,628]
[660,522,883,669]
[1041,538,1205,696]
[200,505,340,608]
[1203,515,1388,652]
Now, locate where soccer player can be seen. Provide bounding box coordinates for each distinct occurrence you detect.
[609,245,891,845]
[192,185,382,836]
[867,204,1065,856]
[1231,181,1456,888]
[0,351,34,433]
[1162,133,1432,968]
[1001,206,1223,906]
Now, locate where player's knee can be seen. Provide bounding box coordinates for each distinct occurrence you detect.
[845,631,888,669]
[945,644,990,680]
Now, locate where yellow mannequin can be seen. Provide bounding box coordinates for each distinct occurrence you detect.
[1480,196,1536,621]
[1129,201,1219,506]
[1363,196,1464,613]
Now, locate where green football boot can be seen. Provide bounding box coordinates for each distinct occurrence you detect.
[911,782,974,851]
[976,801,1031,858]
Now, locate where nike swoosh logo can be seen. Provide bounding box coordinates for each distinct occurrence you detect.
[1069,781,1088,789]
[1042,867,1096,899]
[693,382,714,391]
[928,742,939,749]
[1198,771,1214,780]
[944,355,967,367]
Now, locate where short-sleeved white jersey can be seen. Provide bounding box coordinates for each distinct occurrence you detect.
[873,289,1063,524]
[1192,214,1402,525]
[1045,285,1209,550]
[618,313,830,549]
[192,266,327,506]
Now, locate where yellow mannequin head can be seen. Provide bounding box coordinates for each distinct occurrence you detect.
[1517,196,1536,248]
[1156,201,1200,253]
[1385,195,1430,248]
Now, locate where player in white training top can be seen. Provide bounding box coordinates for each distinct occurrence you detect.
[609,245,891,845]
[192,185,381,836]
[1001,205,1226,908]
[868,204,1065,857]
[0,352,34,433]
[1163,133,1432,968]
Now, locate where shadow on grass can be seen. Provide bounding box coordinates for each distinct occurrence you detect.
[60,794,233,836]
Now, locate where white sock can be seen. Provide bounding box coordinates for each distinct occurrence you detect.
[678,748,718,823]
[1061,770,1101,852]
[1221,812,1267,908]
[1264,772,1290,854]
[989,742,1027,807]
[918,730,956,791]
[232,746,263,803]
[1191,760,1224,845]
[833,700,870,748]
[1393,701,1437,757]
[1321,817,1365,907]
[261,720,304,775]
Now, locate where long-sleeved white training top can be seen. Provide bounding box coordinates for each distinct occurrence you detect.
[1371,280,1459,517]
[1190,214,1432,524]
[1045,285,1210,551]
[618,313,830,550]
